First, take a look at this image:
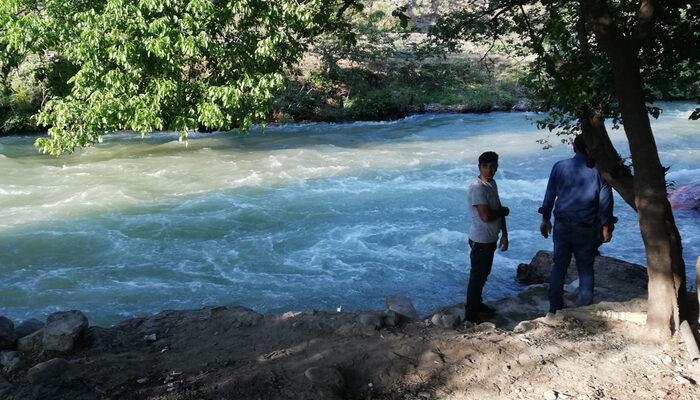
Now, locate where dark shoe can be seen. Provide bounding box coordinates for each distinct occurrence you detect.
[477,303,496,314]
[464,311,482,324]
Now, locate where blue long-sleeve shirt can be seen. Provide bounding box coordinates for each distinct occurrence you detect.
[539,153,614,226]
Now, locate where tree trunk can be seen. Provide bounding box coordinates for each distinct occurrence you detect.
[583,0,687,337]
[579,114,635,209]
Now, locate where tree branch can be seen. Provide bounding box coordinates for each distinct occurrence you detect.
[633,0,657,46]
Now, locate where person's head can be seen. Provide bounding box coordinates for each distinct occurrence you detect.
[477,151,499,181]
[573,135,587,154]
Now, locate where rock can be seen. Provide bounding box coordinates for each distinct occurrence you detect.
[383,310,399,327]
[43,310,89,352]
[668,183,700,211]
[85,327,128,352]
[512,99,529,111]
[27,358,69,384]
[515,251,647,302]
[516,251,559,284]
[14,319,44,339]
[304,367,345,392]
[473,322,496,332]
[431,313,458,328]
[447,306,465,323]
[462,321,476,329]
[0,374,14,397]
[564,279,580,293]
[673,375,692,385]
[513,320,538,333]
[17,329,43,353]
[385,296,419,321]
[357,313,383,329]
[335,323,376,337]
[440,314,458,328]
[0,351,23,372]
[0,317,16,350]
[544,390,559,400]
[144,333,157,342]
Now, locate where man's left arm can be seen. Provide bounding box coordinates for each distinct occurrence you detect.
[599,178,615,242]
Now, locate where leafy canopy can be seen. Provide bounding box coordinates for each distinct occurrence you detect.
[0,0,357,155]
[428,0,700,138]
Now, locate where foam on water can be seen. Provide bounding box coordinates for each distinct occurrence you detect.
[0,102,698,325]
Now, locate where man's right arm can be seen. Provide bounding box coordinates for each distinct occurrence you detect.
[538,164,558,238]
[538,164,558,221]
[475,204,510,223]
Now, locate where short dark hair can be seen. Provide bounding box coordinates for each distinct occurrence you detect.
[573,135,587,154]
[478,151,499,164]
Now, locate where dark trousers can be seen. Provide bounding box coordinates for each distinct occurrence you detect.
[466,239,497,312]
[548,219,596,313]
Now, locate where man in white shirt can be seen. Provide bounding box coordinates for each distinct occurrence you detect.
[466,151,509,323]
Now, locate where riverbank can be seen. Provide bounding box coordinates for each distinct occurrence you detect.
[1,252,699,400]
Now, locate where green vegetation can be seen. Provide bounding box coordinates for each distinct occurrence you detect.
[0,0,696,156]
[0,0,526,148]
[0,0,358,154]
[275,59,524,122]
[274,4,526,122]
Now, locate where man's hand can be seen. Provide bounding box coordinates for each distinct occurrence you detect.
[499,234,509,251]
[540,220,552,239]
[602,224,613,243]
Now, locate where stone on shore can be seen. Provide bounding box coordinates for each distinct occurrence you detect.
[43,310,89,352]
[516,250,647,294]
[0,317,16,350]
[383,310,399,327]
[304,366,345,392]
[429,307,463,328]
[668,183,700,211]
[17,330,43,353]
[385,296,419,321]
[27,358,69,384]
[15,319,44,339]
[0,351,23,372]
[0,374,14,397]
[493,252,648,329]
[357,313,383,330]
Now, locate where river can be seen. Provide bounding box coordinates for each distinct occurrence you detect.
[0,102,698,326]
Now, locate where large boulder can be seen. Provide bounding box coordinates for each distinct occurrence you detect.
[304,366,345,392]
[118,306,261,339]
[516,250,648,294]
[43,310,89,352]
[385,295,419,321]
[668,183,700,212]
[357,313,383,330]
[17,330,43,353]
[495,251,648,329]
[27,358,69,384]
[0,317,16,350]
[0,351,23,372]
[0,374,14,397]
[15,318,44,339]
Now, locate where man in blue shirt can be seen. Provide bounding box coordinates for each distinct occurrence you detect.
[539,135,615,314]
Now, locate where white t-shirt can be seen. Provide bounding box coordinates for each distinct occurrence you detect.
[468,177,502,244]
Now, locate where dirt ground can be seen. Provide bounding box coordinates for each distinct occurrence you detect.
[3,298,700,400]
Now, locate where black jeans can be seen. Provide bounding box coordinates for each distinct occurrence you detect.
[466,239,497,313]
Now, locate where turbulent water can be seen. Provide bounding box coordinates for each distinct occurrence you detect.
[1,103,698,326]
